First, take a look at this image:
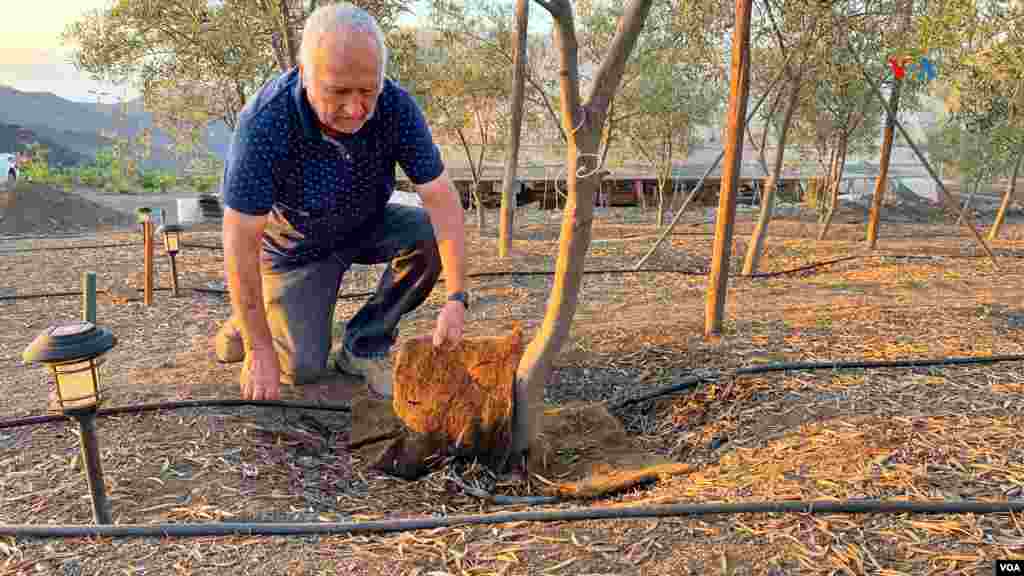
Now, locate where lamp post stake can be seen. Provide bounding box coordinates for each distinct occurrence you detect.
[76,410,111,524]
[143,218,154,306]
[82,272,96,323]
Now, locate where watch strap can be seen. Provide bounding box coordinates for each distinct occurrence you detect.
[448,291,469,311]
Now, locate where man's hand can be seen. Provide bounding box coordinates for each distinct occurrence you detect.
[433,300,466,348]
[241,347,282,400]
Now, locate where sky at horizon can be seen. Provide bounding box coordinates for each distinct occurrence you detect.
[0,0,136,103]
[0,0,435,104]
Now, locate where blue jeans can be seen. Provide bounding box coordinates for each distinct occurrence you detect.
[258,204,441,385]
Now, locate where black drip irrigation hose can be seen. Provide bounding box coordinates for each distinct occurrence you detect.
[3,352,1023,431]
[2,352,1024,539]
[191,287,377,301]
[0,286,177,302]
[448,470,561,506]
[0,251,1012,303]
[0,242,138,254]
[608,353,1024,409]
[0,399,350,430]
[470,267,708,278]
[2,499,1024,539]
[0,241,223,255]
[180,242,223,251]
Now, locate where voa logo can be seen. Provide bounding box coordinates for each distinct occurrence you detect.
[888,54,938,83]
[996,559,1024,575]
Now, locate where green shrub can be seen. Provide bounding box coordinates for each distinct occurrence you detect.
[138,170,161,192]
[137,169,178,193]
[184,153,223,194]
[50,168,73,192]
[20,159,49,183]
[75,166,107,189]
[157,172,177,192]
[189,173,220,194]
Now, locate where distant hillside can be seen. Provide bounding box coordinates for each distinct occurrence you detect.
[0,123,90,166]
[0,85,232,170]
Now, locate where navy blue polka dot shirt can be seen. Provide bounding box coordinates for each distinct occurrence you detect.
[221,68,444,272]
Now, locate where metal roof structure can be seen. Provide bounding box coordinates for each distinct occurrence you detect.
[411,144,939,184]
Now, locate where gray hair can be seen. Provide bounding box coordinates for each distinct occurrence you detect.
[299,2,388,90]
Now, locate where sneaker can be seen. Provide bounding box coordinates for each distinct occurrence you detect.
[331,346,393,399]
[214,321,245,364]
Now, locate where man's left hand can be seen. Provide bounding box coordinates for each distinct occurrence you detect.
[433,300,466,348]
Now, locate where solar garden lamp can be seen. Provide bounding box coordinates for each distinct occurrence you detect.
[158,224,184,297]
[22,321,117,525]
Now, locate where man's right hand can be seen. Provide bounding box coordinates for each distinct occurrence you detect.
[241,346,281,401]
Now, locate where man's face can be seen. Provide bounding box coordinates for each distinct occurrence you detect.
[302,30,381,135]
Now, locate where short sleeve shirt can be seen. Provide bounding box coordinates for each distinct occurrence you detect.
[221,69,444,271]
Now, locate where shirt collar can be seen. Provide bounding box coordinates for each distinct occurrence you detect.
[292,71,321,141]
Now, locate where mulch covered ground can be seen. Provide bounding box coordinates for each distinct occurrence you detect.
[2,188,1024,574]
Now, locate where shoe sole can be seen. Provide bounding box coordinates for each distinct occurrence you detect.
[330,352,366,378]
[331,350,395,399]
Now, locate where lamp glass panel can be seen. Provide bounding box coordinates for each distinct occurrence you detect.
[54,360,98,409]
[166,233,180,252]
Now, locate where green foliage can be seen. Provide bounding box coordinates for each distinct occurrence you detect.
[183,154,224,194]
[49,168,75,192]
[138,169,178,193]
[64,0,408,140]
[18,142,51,183]
[9,139,194,195]
[93,146,130,193]
[917,0,1024,184]
[927,117,1016,187]
[75,165,106,189]
[402,0,519,185]
[579,0,723,174]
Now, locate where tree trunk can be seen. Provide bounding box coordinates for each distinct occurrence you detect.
[747,112,772,179]
[817,133,848,241]
[631,63,787,271]
[866,81,902,248]
[867,0,912,247]
[705,0,754,339]
[656,140,671,227]
[743,77,800,275]
[455,127,485,231]
[811,148,837,211]
[659,138,672,226]
[512,0,654,459]
[956,179,980,226]
[599,98,615,175]
[656,181,667,227]
[499,0,530,258]
[475,180,486,231]
[865,3,912,241]
[989,153,1023,241]
[277,0,299,71]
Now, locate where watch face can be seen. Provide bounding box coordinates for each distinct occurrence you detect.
[450,292,469,309]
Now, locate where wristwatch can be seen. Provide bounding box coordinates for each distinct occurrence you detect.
[448,291,470,311]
